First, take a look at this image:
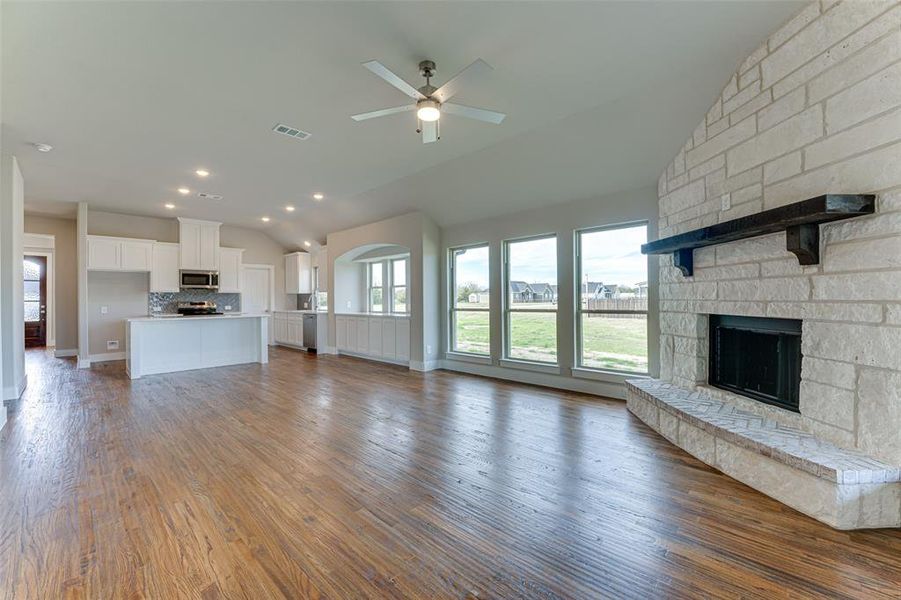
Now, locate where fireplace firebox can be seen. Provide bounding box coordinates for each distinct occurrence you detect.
[708,315,802,412]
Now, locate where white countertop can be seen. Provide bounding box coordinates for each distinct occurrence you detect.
[273,310,327,315]
[128,313,270,323]
[335,312,411,318]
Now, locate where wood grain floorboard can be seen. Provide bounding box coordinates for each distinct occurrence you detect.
[0,347,899,599]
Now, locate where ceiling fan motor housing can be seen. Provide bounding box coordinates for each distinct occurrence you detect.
[418,60,436,78]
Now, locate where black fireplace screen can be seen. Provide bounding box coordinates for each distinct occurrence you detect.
[708,315,802,412]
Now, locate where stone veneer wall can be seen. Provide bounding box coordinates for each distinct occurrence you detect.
[655,0,901,465]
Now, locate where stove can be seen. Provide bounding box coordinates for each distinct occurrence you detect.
[176,301,222,316]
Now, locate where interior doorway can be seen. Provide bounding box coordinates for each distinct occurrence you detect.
[242,264,275,343]
[24,255,48,348]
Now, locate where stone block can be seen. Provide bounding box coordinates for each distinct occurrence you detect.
[799,380,855,430]
[722,80,762,116]
[685,115,757,169]
[658,410,680,444]
[626,395,658,428]
[826,61,901,134]
[761,0,887,88]
[688,154,724,182]
[660,281,717,301]
[677,420,717,465]
[691,263,760,281]
[809,30,901,105]
[808,105,901,170]
[823,236,901,272]
[738,65,760,91]
[767,2,821,52]
[857,368,901,464]
[763,151,802,185]
[812,270,901,301]
[715,232,790,264]
[801,356,857,391]
[740,42,768,74]
[726,105,823,176]
[767,301,883,323]
[803,321,901,370]
[719,277,810,302]
[660,179,706,217]
[822,210,901,245]
[659,312,707,337]
[758,86,806,131]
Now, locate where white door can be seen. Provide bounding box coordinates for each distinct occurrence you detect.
[242,265,274,343]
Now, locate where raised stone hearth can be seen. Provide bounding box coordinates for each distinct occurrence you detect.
[627,379,901,529]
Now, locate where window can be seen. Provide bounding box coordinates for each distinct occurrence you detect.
[391,258,407,313]
[368,262,383,312]
[504,236,557,364]
[576,222,648,373]
[449,244,490,355]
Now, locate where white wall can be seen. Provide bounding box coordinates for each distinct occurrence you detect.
[333,260,365,313]
[440,186,660,399]
[0,154,26,401]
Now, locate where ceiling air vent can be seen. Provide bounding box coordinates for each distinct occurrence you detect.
[272,123,312,140]
[197,192,223,200]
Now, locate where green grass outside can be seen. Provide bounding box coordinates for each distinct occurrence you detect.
[453,310,647,373]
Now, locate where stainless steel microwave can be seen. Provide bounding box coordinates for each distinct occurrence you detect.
[180,270,219,290]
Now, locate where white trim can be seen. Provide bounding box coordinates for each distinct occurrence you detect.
[89,351,126,362]
[23,249,55,346]
[337,350,409,368]
[410,359,440,372]
[23,233,54,249]
[54,348,78,358]
[445,351,492,365]
[442,358,625,400]
[571,367,649,384]
[77,358,91,369]
[3,374,28,401]
[498,357,561,375]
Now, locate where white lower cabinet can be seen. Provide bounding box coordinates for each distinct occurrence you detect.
[273,312,305,347]
[335,314,410,364]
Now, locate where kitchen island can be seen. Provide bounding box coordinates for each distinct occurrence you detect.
[126,314,269,379]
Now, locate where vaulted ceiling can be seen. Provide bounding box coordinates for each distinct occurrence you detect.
[3,1,803,247]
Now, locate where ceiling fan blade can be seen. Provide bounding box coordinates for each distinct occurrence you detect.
[432,59,493,103]
[442,102,506,125]
[421,120,438,144]
[362,60,426,100]
[351,105,415,121]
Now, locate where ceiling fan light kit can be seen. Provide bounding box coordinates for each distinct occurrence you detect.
[351,58,506,144]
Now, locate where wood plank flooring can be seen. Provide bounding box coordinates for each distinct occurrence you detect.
[1,348,899,599]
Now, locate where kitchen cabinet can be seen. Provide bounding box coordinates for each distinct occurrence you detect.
[87,235,154,272]
[335,314,410,364]
[218,247,244,293]
[272,311,307,347]
[285,252,312,294]
[178,218,221,271]
[150,242,180,292]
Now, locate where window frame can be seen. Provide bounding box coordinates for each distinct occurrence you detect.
[367,261,384,313]
[390,257,408,314]
[502,233,559,365]
[448,243,491,357]
[574,220,649,375]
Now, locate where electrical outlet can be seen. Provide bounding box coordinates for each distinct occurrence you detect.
[721,194,731,211]
[152,306,161,312]
[224,305,232,311]
[346,300,351,309]
[107,340,119,350]
[427,345,432,355]
[100,305,109,315]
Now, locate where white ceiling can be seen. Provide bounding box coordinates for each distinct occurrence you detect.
[3,1,803,248]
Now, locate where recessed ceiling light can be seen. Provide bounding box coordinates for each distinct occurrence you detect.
[261,216,270,222]
[304,241,311,247]
[164,203,176,210]
[285,205,295,212]
[177,187,190,195]
[33,143,54,153]
[312,193,324,201]
[195,169,210,178]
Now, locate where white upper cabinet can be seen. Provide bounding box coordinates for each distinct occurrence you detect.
[151,242,180,292]
[178,218,221,271]
[87,235,154,272]
[218,247,244,293]
[285,252,312,294]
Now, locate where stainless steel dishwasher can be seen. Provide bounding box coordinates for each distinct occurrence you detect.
[303,313,317,352]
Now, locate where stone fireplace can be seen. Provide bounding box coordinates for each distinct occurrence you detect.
[626,1,901,529]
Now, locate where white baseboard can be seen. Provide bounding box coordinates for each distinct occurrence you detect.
[89,352,126,363]
[410,359,440,372]
[3,374,28,401]
[337,350,409,367]
[55,348,78,358]
[440,358,626,400]
[77,357,91,369]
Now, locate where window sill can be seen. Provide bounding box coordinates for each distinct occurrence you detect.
[445,352,492,365]
[499,358,561,375]
[570,367,649,384]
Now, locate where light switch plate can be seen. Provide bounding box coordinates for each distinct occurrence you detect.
[721,194,731,211]
[100,305,109,315]
[107,340,119,350]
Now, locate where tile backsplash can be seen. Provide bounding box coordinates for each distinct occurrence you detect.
[149,291,241,314]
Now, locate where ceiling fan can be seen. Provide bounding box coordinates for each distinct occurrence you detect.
[351,59,506,144]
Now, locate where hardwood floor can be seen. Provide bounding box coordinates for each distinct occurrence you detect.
[1,348,899,599]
